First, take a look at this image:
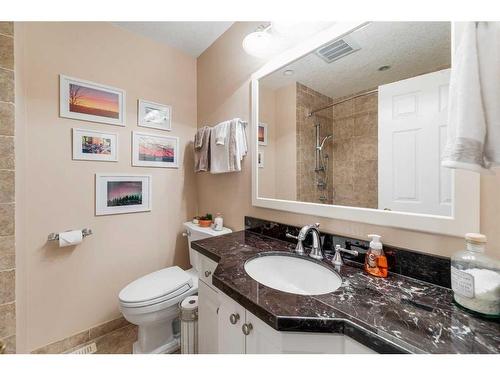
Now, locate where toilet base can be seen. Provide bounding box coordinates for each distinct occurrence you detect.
[133,337,180,354]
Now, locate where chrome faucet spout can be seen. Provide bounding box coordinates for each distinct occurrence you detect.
[297,223,324,260]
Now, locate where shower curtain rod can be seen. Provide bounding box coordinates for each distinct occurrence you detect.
[307,88,378,118]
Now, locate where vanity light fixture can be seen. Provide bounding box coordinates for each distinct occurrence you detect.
[242,24,274,59]
[242,22,334,59]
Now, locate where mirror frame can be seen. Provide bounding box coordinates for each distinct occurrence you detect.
[251,22,479,237]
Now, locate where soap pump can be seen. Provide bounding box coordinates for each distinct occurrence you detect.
[364,234,388,278]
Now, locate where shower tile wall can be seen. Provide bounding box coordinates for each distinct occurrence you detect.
[296,83,333,204]
[332,91,378,208]
[0,21,15,354]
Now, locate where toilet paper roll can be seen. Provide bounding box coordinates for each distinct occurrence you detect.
[58,230,83,247]
[180,296,198,310]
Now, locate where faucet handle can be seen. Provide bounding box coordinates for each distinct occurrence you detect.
[285,232,298,240]
[313,223,320,228]
[332,244,359,266]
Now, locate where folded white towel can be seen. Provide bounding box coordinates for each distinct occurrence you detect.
[442,22,500,172]
[210,118,247,174]
[214,121,229,145]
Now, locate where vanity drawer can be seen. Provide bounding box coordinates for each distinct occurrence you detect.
[199,253,218,286]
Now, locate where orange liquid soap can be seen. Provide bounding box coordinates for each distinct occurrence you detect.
[364,234,388,278]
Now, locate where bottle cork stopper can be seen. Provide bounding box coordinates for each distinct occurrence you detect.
[465,233,487,244]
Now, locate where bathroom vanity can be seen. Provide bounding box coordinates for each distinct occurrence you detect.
[194,218,500,354]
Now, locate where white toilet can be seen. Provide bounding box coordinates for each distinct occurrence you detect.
[119,221,231,354]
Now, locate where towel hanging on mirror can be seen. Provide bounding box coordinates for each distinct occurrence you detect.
[442,21,500,173]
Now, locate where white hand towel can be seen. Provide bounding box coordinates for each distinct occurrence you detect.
[214,121,229,145]
[210,122,230,173]
[442,22,500,172]
[210,119,248,174]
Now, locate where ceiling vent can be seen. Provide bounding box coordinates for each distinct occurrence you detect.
[315,36,360,63]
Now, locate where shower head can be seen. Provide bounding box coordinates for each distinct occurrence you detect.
[318,134,333,150]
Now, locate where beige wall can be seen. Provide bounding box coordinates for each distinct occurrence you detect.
[196,22,500,260]
[257,86,276,198]
[15,22,198,352]
[275,83,297,201]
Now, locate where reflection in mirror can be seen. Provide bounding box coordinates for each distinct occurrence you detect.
[258,22,452,216]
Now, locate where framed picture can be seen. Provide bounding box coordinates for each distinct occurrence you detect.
[138,99,172,131]
[95,174,152,216]
[132,131,179,168]
[72,128,118,162]
[60,75,125,126]
[258,150,264,168]
[258,122,268,146]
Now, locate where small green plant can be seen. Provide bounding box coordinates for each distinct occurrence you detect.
[200,213,213,221]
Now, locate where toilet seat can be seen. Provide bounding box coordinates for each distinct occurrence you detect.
[119,266,193,308]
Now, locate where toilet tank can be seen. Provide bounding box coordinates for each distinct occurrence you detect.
[183,222,232,272]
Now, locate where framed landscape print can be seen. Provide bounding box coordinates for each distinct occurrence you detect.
[95,174,152,215]
[258,122,268,146]
[138,99,172,131]
[60,75,126,126]
[72,128,118,162]
[132,131,179,168]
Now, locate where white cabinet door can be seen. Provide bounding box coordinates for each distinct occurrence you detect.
[244,311,282,354]
[198,280,220,354]
[217,292,246,354]
[378,68,452,216]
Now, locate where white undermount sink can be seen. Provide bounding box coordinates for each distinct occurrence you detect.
[244,253,342,296]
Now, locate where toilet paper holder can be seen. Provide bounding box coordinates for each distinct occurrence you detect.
[47,228,93,241]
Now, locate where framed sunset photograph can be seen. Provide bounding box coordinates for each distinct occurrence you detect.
[72,128,118,162]
[258,122,268,146]
[95,174,152,215]
[60,75,125,126]
[138,99,172,131]
[132,131,179,168]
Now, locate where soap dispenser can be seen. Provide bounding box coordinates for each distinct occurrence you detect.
[364,234,388,278]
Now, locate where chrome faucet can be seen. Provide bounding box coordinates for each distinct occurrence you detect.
[332,244,359,266]
[286,223,324,260]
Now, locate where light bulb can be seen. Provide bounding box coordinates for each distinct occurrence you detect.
[242,30,274,59]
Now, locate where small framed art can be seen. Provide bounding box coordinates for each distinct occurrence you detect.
[95,174,152,216]
[60,75,125,126]
[72,128,118,162]
[258,122,268,146]
[132,131,179,168]
[138,99,172,131]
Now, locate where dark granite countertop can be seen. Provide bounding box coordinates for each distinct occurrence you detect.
[191,230,500,354]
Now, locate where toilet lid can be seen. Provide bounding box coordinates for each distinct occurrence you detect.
[119,266,193,305]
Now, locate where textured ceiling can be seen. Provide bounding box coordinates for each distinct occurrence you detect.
[113,22,234,57]
[260,22,451,100]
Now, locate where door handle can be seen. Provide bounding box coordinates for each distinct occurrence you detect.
[242,323,253,335]
[229,313,240,324]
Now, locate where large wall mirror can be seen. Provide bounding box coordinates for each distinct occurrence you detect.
[251,22,479,236]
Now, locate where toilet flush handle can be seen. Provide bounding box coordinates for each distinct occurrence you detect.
[182,229,191,237]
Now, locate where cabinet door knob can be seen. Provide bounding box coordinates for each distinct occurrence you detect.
[242,323,253,335]
[204,270,212,277]
[229,313,240,324]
